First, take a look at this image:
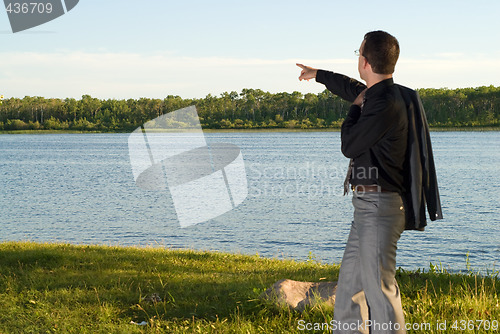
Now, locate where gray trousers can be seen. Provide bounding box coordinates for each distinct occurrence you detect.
[333,192,406,334]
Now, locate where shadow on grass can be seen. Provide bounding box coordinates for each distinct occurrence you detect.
[0,242,337,324]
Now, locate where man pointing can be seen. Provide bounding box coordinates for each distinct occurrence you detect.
[298,31,408,334]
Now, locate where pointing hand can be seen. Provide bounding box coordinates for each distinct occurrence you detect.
[296,63,318,81]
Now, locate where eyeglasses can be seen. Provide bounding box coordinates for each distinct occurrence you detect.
[355,49,368,61]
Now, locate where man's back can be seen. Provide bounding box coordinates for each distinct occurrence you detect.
[341,78,408,193]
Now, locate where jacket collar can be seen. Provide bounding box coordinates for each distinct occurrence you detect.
[365,78,394,98]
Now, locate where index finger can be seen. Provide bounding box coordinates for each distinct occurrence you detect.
[296,63,306,69]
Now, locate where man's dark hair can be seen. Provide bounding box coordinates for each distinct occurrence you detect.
[362,31,400,74]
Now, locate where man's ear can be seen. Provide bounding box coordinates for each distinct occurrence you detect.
[363,57,371,71]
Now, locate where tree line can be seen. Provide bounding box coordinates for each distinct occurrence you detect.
[0,86,499,132]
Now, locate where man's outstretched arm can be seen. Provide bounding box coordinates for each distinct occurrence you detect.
[296,63,366,103]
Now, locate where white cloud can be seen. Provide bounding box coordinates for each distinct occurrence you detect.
[0,51,498,99]
[397,54,500,89]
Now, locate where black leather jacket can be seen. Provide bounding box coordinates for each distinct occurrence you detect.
[316,70,443,230]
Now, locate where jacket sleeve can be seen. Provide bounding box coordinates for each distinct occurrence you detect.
[316,70,366,103]
[417,93,443,222]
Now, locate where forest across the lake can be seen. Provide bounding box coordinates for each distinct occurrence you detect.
[0,86,499,132]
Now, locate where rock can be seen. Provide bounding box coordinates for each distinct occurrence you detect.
[261,279,337,312]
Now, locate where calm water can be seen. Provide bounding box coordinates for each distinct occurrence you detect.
[0,131,498,273]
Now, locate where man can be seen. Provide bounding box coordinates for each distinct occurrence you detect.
[297,31,408,334]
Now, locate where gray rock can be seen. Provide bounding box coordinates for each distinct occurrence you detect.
[261,279,337,312]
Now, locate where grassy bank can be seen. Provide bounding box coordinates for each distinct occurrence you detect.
[0,242,498,333]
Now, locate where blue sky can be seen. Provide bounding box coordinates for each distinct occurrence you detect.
[1,0,500,99]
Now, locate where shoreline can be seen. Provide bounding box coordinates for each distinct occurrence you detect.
[0,126,499,135]
[0,240,495,276]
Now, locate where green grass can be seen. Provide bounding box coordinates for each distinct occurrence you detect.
[0,241,498,333]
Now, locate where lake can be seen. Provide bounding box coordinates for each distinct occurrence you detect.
[0,131,498,273]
